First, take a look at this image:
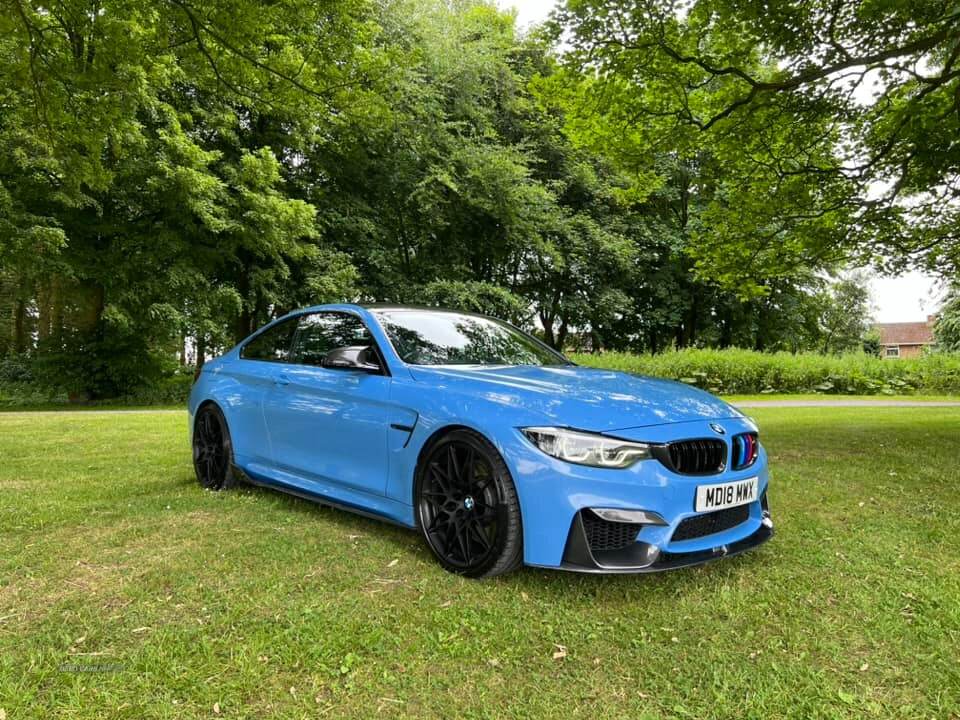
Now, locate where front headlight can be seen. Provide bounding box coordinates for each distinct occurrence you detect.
[520,427,652,469]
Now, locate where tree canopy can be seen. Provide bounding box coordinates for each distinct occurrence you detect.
[551,0,960,284]
[0,0,952,398]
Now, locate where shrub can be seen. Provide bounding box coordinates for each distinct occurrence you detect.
[0,353,34,383]
[115,369,194,405]
[0,364,194,408]
[570,348,960,395]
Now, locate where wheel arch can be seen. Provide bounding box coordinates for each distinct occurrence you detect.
[410,423,476,528]
[191,398,224,434]
[411,422,524,577]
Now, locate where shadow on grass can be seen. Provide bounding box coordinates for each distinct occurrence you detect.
[174,470,775,600]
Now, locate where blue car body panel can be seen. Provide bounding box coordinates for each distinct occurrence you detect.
[189,303,772,571]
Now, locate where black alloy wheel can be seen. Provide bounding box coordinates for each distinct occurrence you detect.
[192,404,237,491]
[416,429,523,578]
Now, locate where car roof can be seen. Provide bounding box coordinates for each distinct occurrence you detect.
[293,303,498,319]
[362,304,485,314]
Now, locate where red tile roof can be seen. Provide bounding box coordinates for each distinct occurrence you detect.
[875,321,934,346]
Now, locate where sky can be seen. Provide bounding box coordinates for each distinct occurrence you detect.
[495,0,944,323]
[498,0,557,27]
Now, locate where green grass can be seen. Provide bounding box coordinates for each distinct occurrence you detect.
[722,393,960,403]
[2,410,959,719]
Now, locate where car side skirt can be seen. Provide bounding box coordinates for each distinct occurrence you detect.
[234,462,417,529]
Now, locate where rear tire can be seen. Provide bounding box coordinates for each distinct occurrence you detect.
[192,403,238,491]
[415,429,523,578]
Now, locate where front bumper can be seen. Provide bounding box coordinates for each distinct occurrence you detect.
[504,417,774,572]
[557,502,773,573]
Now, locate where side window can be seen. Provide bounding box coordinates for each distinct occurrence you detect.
[291,313,375,366]
[240,318,298,362]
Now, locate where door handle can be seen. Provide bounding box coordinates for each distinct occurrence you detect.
[273,373,290,386]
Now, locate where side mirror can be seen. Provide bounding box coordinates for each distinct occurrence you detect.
[322,345,382,373]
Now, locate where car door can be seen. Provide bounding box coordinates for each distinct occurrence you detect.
[261,311,396,497]
[226,315,299,464]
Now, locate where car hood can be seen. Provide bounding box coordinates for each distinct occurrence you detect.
[407,364,741,431]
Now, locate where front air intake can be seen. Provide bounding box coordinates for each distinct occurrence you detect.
[581,510,643,552]
[671,504,750,542]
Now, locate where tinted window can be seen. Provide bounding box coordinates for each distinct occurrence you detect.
[373,310,569,366]
[241,318,297,362]
[291,312,376,366]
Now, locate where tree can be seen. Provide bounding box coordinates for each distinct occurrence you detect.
[0,0,375,395]
[551,0,960,283]
[817,273,873,354]
[934,283,960,351]
[2,0,942,399]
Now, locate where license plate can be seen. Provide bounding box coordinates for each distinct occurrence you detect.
[695,477,758,512]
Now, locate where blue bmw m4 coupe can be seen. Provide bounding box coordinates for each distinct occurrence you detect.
[189,304,773,577]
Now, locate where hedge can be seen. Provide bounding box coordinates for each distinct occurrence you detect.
[571,348,960,395]
[4,349,960,406]
[0,370,194,408]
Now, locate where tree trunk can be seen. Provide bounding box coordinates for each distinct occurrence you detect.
[196,334,207,371]
[37,282,51,344]
[50,276,65,347]
[13,299,27,353]
[556,318,569,351]
[719,306,733,348]
[590,328,602,353]
[539,310,556,348]
[687,294,699,346]
[76,281,104,334]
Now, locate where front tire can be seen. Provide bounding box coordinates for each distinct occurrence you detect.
[192,403,238,491]
[415,429,523,578]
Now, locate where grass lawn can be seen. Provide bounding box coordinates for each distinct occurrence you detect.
[1,409,959,719]
[722,393,960,403]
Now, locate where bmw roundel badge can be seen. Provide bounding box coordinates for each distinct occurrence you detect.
[709,423,726,435]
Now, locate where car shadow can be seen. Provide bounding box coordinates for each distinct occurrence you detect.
[177,471,773,596]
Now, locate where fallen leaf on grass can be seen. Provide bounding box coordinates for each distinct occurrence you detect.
[521,591,529,601]
[213,702,221,714]
[859,663,870,672]
[131,627,151,634]
[1,708,6,720]
[552,644,567,660]
[387,558,399,568]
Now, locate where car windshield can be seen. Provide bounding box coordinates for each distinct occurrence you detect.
[372,310,570,367]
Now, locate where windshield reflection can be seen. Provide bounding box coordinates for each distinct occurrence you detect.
[373,311,569,367]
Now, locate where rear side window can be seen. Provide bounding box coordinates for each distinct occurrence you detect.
[241,318,298,362]
[291,312,374,366]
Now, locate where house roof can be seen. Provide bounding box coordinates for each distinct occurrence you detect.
[875,321,934,346]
